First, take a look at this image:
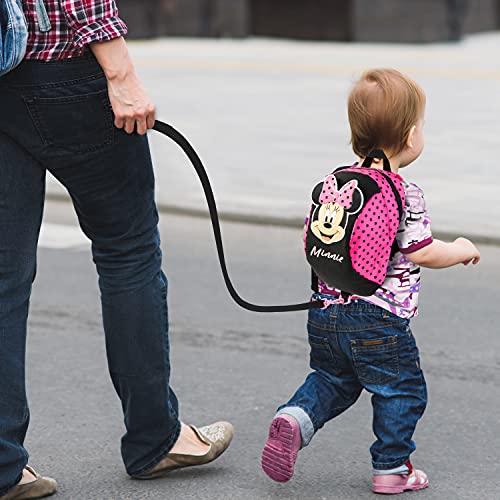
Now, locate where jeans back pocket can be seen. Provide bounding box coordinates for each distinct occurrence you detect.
[351,335,399,385]
[308,332,343,376]
[25,89,114,154]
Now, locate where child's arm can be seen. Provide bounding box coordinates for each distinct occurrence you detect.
[406,237,481,269]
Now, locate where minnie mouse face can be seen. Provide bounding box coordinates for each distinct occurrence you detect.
[310,175,363,245]
[311,202,346,244]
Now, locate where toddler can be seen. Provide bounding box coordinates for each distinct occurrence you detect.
[261,68,480,494]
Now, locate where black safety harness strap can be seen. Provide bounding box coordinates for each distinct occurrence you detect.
[153,120,323,313]
[362,149,392,172]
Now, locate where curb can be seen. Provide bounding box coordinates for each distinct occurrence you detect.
[46,192,500,247]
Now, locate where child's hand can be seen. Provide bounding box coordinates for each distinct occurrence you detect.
[454,237,481,265]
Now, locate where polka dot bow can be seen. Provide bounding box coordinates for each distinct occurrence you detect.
[319,175,358,209]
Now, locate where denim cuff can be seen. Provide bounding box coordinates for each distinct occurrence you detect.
[0,471,24,498]
[127,419,182,476]
[276,406,315,447]
[372,456,410,471]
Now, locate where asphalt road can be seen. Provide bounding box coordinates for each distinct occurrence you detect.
[23,200,500,500]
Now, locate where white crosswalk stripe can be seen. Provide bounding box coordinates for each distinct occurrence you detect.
[39,223,90,249]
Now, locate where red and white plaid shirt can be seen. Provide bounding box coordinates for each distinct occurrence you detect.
[22,0,128,61]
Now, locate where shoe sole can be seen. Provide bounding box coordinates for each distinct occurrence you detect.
[261,417,299,483]
[1,485,57,500]
[373,480,429,494]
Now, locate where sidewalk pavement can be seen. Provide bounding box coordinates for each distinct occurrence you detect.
[47,33,500,243]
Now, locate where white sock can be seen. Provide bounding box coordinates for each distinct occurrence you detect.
[373,464,410,475]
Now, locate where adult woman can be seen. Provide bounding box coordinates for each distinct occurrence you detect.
[0,1,233,498]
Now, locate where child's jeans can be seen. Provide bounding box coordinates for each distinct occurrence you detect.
[278,295,427,471]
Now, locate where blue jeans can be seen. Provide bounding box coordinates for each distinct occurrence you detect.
[279,295,427,470]
[0,53,180,495]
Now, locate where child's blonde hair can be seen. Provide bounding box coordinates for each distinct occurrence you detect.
[348,68,426,158]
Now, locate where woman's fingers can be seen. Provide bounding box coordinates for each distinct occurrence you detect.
[136,115,148,135]
[122,114,133,134]
[135,105,154,135]
[146,105,156,130]
[114,115,125,129]
[114,112,152,135]
[107,75,156,135]
[113,105,155,135]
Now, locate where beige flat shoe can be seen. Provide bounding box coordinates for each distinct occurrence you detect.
[133,421,234,479]
[0,466,57,500]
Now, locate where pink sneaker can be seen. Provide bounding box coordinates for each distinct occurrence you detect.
[261,415,302,482]
[372,462,429,494]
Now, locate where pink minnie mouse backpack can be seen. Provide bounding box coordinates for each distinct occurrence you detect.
[305,150,405,297]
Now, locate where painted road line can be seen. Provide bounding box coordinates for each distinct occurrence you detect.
[39,223,89,250]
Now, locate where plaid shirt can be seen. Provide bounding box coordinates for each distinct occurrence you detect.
[23,0,128,61]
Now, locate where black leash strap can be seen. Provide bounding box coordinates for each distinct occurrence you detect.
[152,120,323,313]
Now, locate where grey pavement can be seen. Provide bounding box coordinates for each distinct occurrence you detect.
[23,199,500,499]
[45,33,500,242]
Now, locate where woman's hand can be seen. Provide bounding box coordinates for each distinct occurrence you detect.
[107,69,156,135]
[90,37,156,135]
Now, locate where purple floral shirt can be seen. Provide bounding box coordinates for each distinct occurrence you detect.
[316,181,433,319]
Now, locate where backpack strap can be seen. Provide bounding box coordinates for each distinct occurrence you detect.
[362,150,404,259]
[153,120,324,313]
[311,269,319,293]
[362,149,392,172]
[361,149,404,220]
